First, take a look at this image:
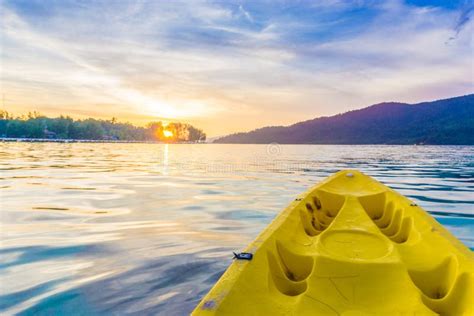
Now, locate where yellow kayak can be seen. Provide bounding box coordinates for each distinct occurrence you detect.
[193,170,473,315]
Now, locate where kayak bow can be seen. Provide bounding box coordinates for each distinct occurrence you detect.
[193,170,473,315]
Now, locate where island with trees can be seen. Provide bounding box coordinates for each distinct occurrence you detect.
[0,111,206,142]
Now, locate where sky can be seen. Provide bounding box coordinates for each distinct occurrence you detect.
[1,0,473,136]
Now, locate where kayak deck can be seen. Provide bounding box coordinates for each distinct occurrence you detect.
[192,170,473,315]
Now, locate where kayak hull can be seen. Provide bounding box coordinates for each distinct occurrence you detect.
[193,170,474,315]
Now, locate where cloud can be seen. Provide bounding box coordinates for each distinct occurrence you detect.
[238,5,254,23]
[448,5,474,41]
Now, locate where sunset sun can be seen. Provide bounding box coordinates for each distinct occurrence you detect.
[163,130,173,138]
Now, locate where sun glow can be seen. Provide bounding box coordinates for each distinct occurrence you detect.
[163,130,173,138]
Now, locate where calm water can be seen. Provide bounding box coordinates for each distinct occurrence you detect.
[1,143,473,315]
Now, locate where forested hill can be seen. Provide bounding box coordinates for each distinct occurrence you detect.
[0,113,206,142]
[215,94,474,145]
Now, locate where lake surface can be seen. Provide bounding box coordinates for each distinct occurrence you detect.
[1,143,473,315]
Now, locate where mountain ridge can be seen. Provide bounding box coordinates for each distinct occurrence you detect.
[214,94,474,145]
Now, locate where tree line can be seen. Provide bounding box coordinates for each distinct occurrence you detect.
[0,111,206,142]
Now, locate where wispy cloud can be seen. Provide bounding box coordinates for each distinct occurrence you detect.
[447,4,474,43]
[1,0,472,135]
[238,5,254,23]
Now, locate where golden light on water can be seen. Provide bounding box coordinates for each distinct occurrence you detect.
[163,130,173,138]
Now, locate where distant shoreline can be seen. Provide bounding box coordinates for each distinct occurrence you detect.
[0,137,204,144]
[2,138,473,146]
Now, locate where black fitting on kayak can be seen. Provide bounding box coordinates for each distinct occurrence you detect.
[233,252,253,260]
